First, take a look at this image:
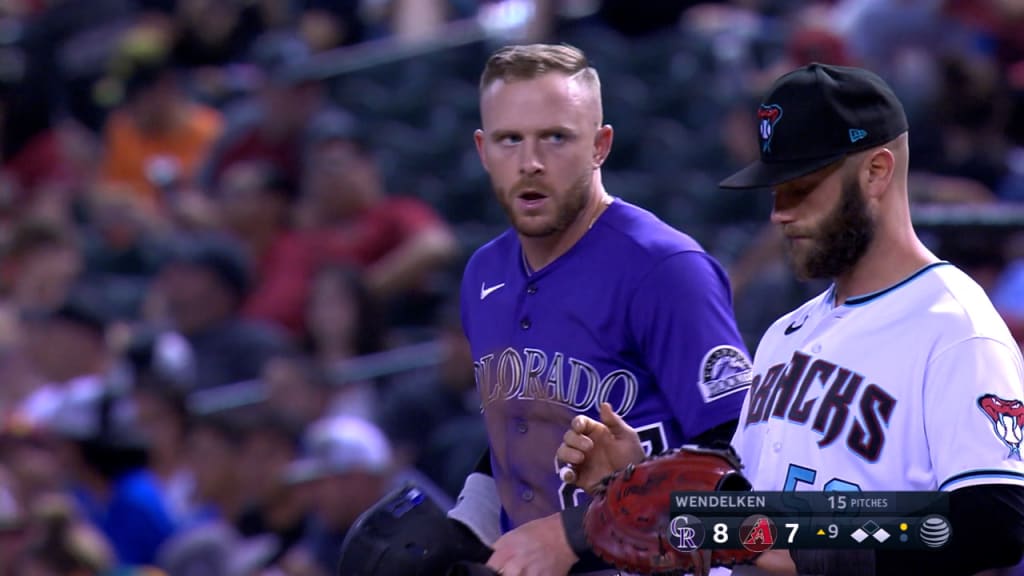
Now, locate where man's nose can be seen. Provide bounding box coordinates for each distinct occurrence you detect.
[770,191,797,226]
[518,141,544,176]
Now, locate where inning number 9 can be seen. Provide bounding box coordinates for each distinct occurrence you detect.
[713,522,729,544]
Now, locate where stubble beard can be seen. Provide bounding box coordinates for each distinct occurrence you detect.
[791,173,876,281]
[496,171,593,238]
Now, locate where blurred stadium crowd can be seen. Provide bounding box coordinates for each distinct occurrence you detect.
[0,0,1021,575]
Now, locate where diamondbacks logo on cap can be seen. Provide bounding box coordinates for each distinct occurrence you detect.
[758,104,783,153]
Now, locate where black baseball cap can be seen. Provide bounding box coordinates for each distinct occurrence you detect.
[719,63,909,189]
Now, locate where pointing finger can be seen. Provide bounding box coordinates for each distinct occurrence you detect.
[598,402,630,434]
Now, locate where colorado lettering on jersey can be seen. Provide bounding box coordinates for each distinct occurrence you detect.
[475,347,639,415]
[743,351,896,462]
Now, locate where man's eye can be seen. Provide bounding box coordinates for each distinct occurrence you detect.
[499,135,521,145]
[544,133,566,143]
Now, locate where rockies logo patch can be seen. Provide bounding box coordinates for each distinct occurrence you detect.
[699,345,753,402]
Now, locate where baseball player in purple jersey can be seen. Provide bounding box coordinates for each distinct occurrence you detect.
[448,43,752,576]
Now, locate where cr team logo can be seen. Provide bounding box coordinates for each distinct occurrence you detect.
[667,514,705,552]
[978,394,1024,460]
[758,104,783,153]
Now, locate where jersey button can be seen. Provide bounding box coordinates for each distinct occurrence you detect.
[520,318,531,330]
[522,489,534,502]
[527,284,538,294]
[516,420,528,433]
[773,442,782,452]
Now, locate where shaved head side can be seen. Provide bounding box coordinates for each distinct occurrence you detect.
[479,43,603,126]
[889,132,909,181]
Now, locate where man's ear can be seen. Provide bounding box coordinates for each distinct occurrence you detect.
[593,125,613,169]
[474,129,489,172]
[863,147,895,200]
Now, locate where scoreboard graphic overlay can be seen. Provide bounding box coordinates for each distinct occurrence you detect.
[667,492,950,552]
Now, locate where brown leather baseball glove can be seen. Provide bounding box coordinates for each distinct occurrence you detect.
[583,445,761,575]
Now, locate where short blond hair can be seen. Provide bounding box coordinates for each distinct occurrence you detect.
[479,43,601,96]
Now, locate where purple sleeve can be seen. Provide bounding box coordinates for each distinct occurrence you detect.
[628,251,752,440]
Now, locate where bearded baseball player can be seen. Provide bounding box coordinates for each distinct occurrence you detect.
[558,63,1024,576]
[444,43,754,576]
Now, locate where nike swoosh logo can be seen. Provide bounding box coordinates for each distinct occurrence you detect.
[784,316,807,335]
[480,282,506,300]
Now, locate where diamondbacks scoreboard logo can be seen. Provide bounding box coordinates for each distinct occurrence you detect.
[699,345,753,403]
[978,394,1024,460]
[739,515,777,553]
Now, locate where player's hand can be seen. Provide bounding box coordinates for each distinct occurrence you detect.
[555,402,645,493]
[485,513,578,576]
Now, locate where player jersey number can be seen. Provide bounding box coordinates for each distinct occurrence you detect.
[557,421,668,510]
[783,463,861,492]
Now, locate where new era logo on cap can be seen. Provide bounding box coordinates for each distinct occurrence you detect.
[720,63,908,189]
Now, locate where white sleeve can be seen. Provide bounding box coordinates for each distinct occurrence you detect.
[925,336,1024,491]
[447,472,502,546]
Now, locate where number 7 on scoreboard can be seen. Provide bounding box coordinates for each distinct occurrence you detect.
[785,523,799,544]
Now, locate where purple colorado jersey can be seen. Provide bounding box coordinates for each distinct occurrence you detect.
[460,198,752,532]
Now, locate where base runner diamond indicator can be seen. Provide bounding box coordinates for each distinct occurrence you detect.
[850,528,869,543]
[739,515,778,553]
[873,528,891,543]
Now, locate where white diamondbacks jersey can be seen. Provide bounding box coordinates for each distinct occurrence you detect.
[732,261,1024,492]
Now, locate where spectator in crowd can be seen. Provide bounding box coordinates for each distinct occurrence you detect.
[0,424,63,561]
[300,110,459,305]
[235,408,311,566]
[1,113,100,227]
[80,184,170,279]
[131,384,195,527]
[198,32,331,191]
[260,351,336,425]
[17,287,114,427]
[121,327,198,525]
[152,232,289,389]
[1,219,82,314]
[282,415,450,576]
[45,383,177,567]
[170,0,269,70]
[377,301,486,499]
[300,265,387,419]
[97,23,224,213]
[10,495,116,576]
[0,304,44,416]
[213,160,315,336]
[183,412,247,528]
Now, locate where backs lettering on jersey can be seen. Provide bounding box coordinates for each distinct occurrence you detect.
[742,351,897,462]
[978,394,1024,460]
